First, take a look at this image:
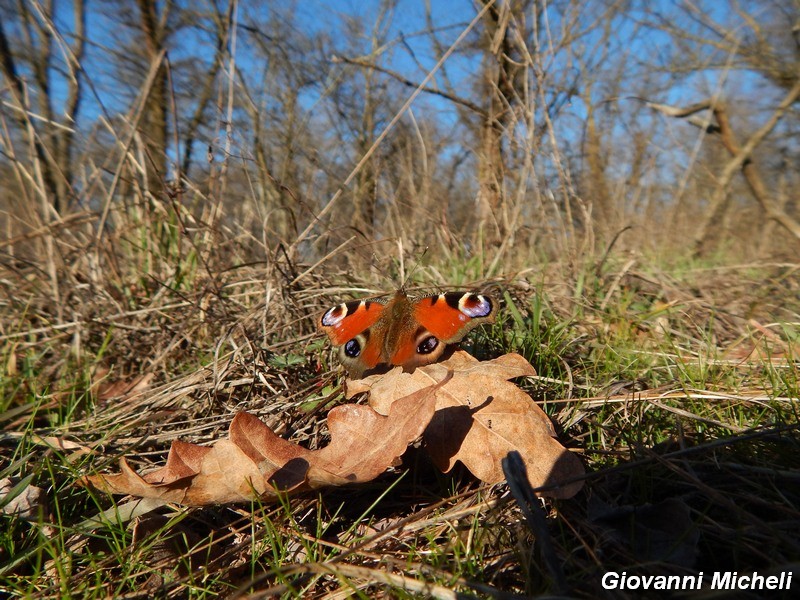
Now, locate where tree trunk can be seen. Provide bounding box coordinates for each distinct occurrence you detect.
[137,0,169,197]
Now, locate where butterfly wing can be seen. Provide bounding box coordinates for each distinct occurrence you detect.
[412,292,496,343]
[319,298,387,377]
[320,291,496,377]
[318,299,385,345]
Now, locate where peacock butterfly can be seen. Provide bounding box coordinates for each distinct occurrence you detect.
[319,290,497,378]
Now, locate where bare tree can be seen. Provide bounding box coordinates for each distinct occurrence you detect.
[237,2,335,245]
[2,0,798,266]
[133,0,170,194]
[179,0,230,179]
[329,1,397,243]
[640,0,800,254]
[96,0,212,196]
[0,0,85,213]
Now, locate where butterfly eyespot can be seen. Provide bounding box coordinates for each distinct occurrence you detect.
[344,339,361,358]
[416,336,439,355]
[320,305,345,326]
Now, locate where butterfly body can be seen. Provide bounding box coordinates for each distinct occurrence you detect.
[319,290,496,377]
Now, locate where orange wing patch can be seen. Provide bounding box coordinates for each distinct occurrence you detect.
[413,296,469,342]
[318,300,385,345]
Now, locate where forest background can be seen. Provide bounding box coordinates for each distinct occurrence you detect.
[3,0,798,264]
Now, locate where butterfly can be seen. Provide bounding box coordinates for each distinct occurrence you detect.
[318,290,497,378]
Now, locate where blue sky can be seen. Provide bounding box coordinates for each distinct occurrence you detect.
[41,0,484,125]
[26,0,790,181]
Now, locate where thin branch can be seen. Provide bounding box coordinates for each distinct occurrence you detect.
[644,81,800,251]
[331,54,488,117]
[288,0,498,258]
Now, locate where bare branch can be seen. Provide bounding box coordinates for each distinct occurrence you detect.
[644,76,800,252]
[331,54,488,118]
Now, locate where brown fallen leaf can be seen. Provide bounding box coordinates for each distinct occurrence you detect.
[723,320,799,364]
[347,351,584,499]
[93,367,155,402]
[1,477,47,520]
[83,374,444,506]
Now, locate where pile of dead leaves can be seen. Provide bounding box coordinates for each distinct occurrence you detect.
[85,351,584,505]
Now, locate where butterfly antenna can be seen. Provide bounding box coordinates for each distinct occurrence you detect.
[397,238,405,286]
[401,246,428,292]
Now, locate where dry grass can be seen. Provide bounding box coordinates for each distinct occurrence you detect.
[1,197,798,597]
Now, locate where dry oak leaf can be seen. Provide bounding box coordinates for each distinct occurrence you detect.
[347,351,584,499]
[92,367,155,402]
[1,477,47,520]
[84,376,444,506]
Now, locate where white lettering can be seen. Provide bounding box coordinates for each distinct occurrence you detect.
[712,572,732,589]
[609,570,791,591]
[678,575,694,589]
[602,572,618,590]
[599,570,800,591]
